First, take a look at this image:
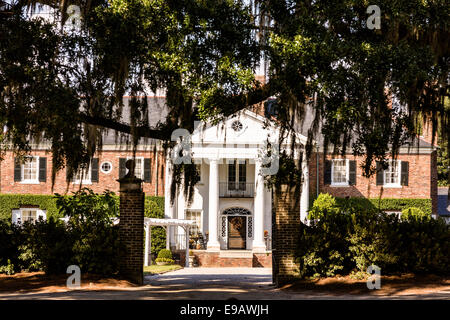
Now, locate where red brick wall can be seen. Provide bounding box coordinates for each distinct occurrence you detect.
[176,251,272,268]
[0,150,166,196]
[118,188,145,285]
[308,152,436,205]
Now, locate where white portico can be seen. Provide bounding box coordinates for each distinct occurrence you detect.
[165,109,310,256]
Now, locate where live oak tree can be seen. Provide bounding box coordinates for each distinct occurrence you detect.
[0,0,449,199]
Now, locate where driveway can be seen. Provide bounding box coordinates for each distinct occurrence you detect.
[0,268,449,300]
[438,187,450,216]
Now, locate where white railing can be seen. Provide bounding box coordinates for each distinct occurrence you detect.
[264,236,272,251]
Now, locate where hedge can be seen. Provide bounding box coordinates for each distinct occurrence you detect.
[0,195,60,222]
[0,194,165,223]
[334,197,432,215]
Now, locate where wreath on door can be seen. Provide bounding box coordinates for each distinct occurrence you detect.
[230,217,244,230]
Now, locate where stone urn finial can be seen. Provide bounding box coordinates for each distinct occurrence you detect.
[117,159,143,192]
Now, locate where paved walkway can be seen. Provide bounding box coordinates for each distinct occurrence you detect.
[0,268,449,300]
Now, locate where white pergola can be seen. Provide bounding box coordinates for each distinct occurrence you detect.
[144,218,196,268]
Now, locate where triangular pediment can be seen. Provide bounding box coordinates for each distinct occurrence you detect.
[191,109,307,146]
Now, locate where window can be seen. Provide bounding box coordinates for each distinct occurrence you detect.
[73,165,92,184]
[126,157,144,180]
[12,208,46,225]
[383,160,401,186]
[21,210,37,223]
[228,160,246,190]
[101,161,112,174]
[231,120,243,132]
[195,164,202,182]
[185,211,202,236]
[331,159,349,185]
[22,157,39,183]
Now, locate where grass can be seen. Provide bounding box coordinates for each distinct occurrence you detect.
[143,264,182,275]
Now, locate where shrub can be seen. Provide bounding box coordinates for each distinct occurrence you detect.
[0,189,164,275]
[0,219,21,273]
[155,257,175,264]
[55,188,122,275]
[401,207,430,221]
[19,217,72,274]
[296,194,450,278]
[297,211,353,278]
[0,259,15,275]
[157,249,173,260]
[307,193,341,220]
[347,211,401,273]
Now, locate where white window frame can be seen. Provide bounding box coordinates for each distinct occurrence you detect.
[185,210,203,236]
[383,160,402,188]
[20,156,40,184]
[73,163,92,185]
[126,156,144,180]
[12,208,46,225]
[331,159,349,186]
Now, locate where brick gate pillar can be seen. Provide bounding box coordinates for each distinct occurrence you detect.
[272,184,301,287]
[118,160,144,285]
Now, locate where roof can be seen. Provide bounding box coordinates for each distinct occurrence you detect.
[101,96,168,146]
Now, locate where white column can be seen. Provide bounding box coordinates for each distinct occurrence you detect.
[207,159,220,250]
[164,157,176,247]
[149,226,152,265]
[253,160,266,252]
[300,152,310,222]
[144,224,150,266]
[166,226,170,250]
[185,226,190,267]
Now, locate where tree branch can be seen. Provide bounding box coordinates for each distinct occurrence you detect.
[80,114,171,141]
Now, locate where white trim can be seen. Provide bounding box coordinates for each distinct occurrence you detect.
[100,161,113,174]
[20,156,40,184]
[330,159,349,186]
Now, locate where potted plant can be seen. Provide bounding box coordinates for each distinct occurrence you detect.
[155,249,174,266]
[188,250,196,267]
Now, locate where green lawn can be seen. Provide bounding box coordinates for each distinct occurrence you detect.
[143,264,183,275]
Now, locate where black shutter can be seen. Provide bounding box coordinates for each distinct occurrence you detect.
[14,158,21,182]
[119,158,126,179]
[143,158,151,183]
[324,160,332,185]
[376,161,384,186]
[39,157,47,182]
[401,161,409,186]
[91,158,99,182]
[349,160,357,185]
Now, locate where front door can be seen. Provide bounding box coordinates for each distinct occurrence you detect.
[228,216,246,249]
